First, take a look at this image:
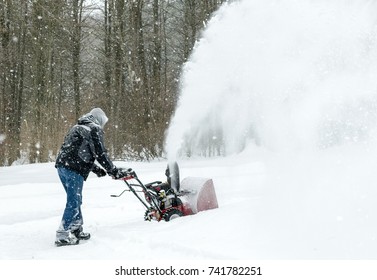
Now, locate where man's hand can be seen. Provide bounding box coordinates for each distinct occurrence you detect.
[108,167,135,179]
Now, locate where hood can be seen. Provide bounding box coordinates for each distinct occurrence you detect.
[78,108,108,128]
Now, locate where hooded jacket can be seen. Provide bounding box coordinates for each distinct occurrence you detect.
[55,108,115,180]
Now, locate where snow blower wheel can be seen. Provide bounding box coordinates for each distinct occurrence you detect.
[163,208,183,221]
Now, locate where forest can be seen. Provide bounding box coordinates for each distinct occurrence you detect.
[0,0,226,165]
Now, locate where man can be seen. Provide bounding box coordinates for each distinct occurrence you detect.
[55,108,124,246]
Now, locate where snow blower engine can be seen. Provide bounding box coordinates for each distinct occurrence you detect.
[111,162,218,222]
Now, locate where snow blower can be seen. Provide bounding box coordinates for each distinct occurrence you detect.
[111,162,218,221]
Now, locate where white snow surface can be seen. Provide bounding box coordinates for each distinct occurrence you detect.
[2,0,377,260]
[1,146,377,260]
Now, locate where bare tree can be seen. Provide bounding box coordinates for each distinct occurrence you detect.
[72,0,85,119]
[0,0,28,164]
[0,0,226,165]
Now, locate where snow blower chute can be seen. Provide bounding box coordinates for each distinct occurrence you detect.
[111,162,218,221]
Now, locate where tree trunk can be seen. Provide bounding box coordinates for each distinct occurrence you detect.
[72,0,84,119]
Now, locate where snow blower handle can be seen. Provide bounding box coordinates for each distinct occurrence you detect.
[119,167,137,179]
[110,167,136,180]
[123,168,137,178]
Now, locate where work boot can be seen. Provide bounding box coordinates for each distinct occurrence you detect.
[73,228,91,240]
[55,233,79,247]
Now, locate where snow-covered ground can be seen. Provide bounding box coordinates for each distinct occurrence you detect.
[0,155,262,260]
[1,144,377,260]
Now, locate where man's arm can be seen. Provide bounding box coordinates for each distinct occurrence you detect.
[91,127,115,172]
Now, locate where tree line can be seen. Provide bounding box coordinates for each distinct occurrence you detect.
[0,0,226,165]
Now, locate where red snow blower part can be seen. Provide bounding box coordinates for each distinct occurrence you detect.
[111,162,218,221]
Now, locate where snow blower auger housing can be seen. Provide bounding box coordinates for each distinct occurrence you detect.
[111,162,218,222]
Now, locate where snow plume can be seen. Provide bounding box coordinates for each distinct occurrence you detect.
[165,0,377,159]
[0,134,5,144]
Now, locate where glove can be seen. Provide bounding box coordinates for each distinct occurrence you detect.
[108,167,123,179]
[108,167,134,179]
[92,165,107,177]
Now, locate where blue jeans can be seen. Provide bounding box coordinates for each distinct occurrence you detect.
[56,167,84,239]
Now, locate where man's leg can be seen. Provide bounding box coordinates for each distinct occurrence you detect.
[56,168,84,245]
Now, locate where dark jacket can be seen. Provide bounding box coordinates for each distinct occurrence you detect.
[55,114,115,180]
